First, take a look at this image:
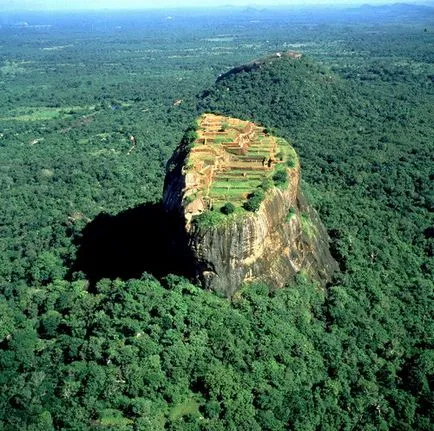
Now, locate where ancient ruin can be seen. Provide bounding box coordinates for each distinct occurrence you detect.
[181,113,296,224]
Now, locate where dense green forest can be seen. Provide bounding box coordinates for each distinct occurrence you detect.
[0,4,433,430]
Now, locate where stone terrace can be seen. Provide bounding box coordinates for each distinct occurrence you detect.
[185,113,282,209]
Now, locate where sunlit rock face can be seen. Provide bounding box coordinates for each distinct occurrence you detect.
[163,114,338,297]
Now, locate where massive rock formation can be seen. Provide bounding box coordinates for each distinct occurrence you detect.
[163,114,338,297]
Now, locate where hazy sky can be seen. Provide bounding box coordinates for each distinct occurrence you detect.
[1,0,409,12]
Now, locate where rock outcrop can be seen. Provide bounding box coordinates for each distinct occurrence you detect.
[163,114,338,297]
[216,50,302,82]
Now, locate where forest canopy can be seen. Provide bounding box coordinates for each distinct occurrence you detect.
[0,4,433,430]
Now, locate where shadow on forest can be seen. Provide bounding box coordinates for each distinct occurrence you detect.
[72,203,192,285]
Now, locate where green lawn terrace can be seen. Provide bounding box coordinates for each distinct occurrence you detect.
[184,113,296,212]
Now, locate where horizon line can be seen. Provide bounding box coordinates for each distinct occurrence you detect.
[2,2,433,13]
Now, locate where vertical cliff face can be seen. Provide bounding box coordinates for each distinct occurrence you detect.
[163,114,338,297]
[186,178,338,297]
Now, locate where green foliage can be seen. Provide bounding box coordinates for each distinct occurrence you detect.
[219,120,230,132]
[213,136,227,144]
[220,202,235,215]
[287,154,297,168]
[181,122,199,148]
[99,409,133,429]
[0,7,433,431]
[0,276,337,430]
[243,189,265,212]
[169,398,201,421]
[192,210,226,229]
[272,168,288,187]
[183,193,196,205]
[260,177,273,191]
[0,298,15,341]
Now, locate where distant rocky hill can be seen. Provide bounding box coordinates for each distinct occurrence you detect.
[198,51,353,134]
[163,113,337,297]
[216,51,302,83]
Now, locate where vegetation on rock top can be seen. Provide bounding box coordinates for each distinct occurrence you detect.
[183,113,297,227]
